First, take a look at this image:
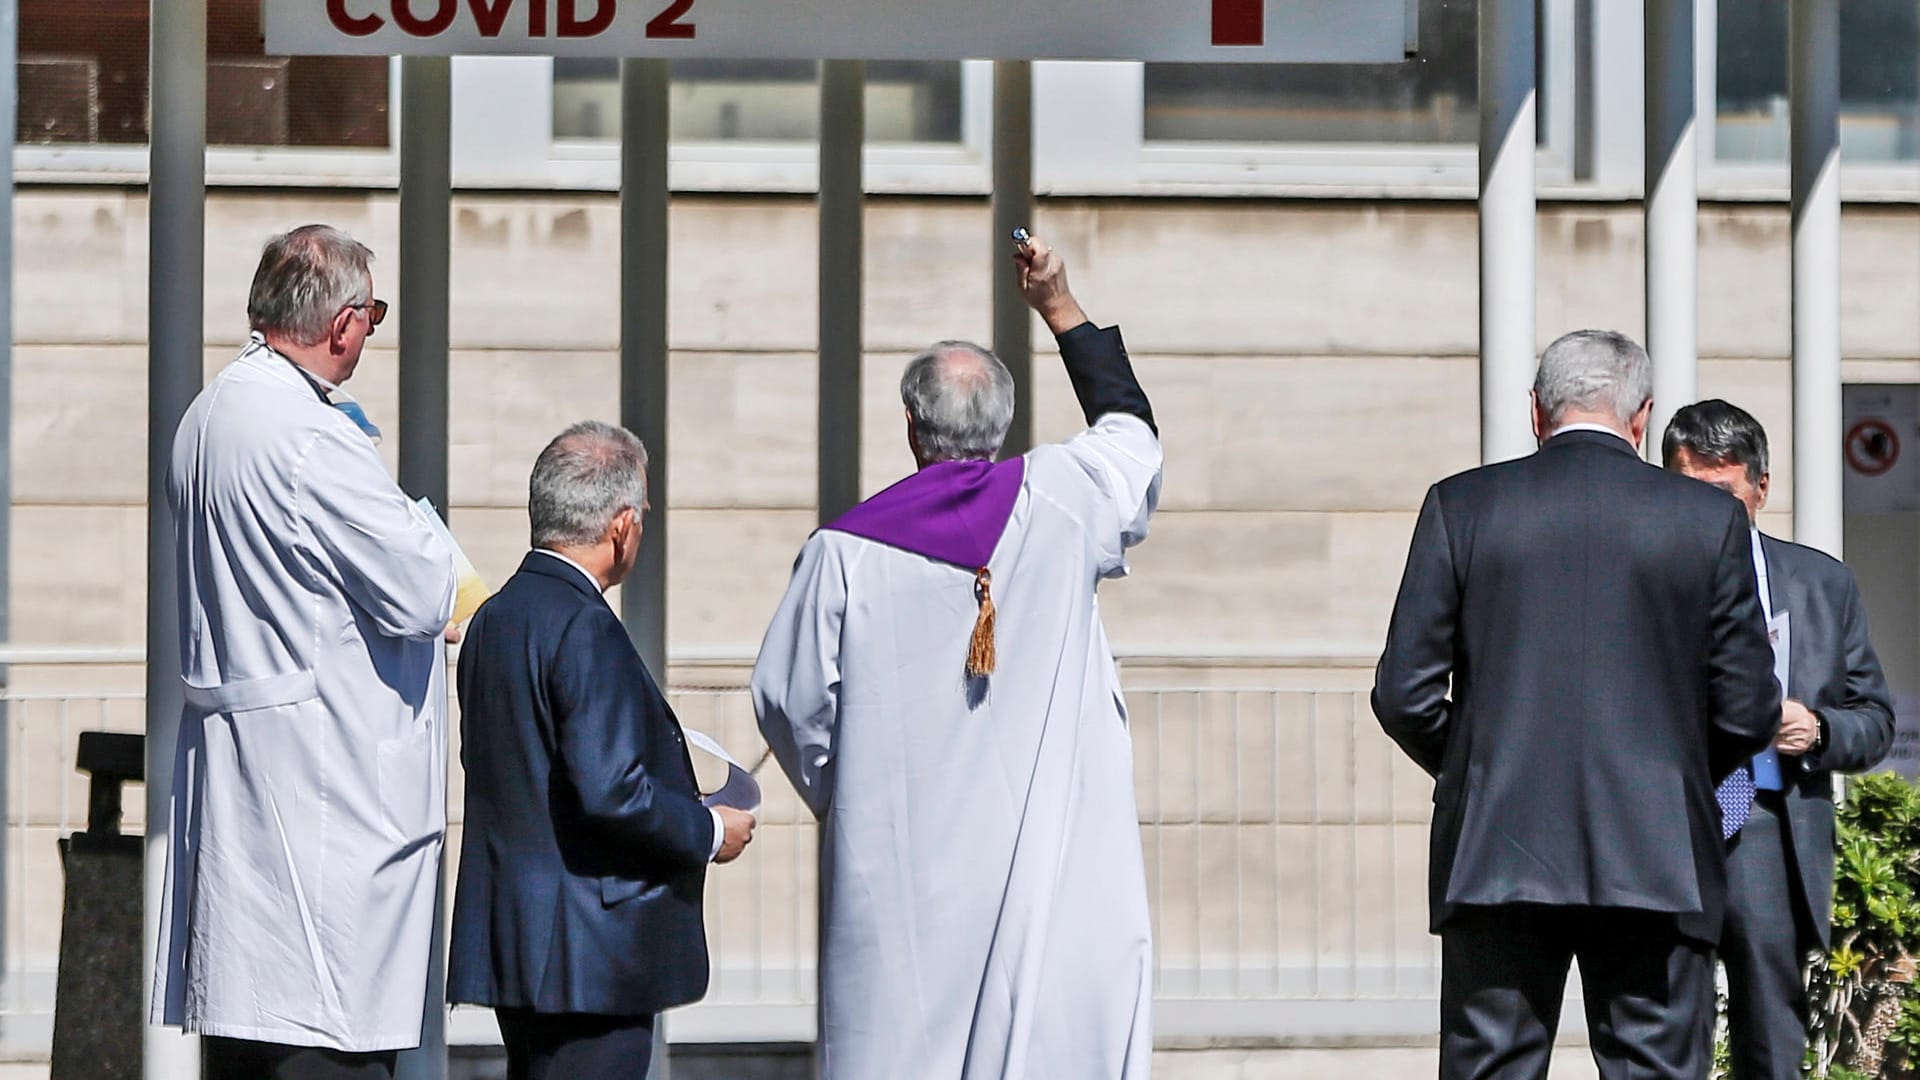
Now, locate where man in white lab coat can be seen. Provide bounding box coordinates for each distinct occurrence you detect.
[152,224,458,1079]
[752,235,1163,1079]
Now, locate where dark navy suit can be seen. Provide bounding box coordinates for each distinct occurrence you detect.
[448,552,715,1077]
[1719,535,1893,1080]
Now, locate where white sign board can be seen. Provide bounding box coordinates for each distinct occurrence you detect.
[268,0,1410,62]
[1844,385,1920,514]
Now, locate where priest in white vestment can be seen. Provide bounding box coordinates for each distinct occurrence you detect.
[752,235,1163,1080]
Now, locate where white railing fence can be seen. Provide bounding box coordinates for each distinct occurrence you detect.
[0,651,1446,1052]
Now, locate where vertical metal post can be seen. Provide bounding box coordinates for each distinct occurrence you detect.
[818,61,865,524]
[620,59,674,1078]
[1644,0,1697,458]
[1478,0,1538,463]
[619,59,670,684]
[0,0,16,987]
[813,60,868,1080]
[395,55,451,1080]
[145,0,205,1076]
[1791,0,1842,557]
[991,62,1034,456]
[1571,0,1595,181]
[398,57,452,516]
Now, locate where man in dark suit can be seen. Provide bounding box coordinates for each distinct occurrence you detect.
[449,420,756,1079]
[1664,399,1895,1080]
[1373,330,1781,1080]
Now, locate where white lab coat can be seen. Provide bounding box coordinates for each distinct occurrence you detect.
[753,413,1163,1080]
[151,336,457,1052]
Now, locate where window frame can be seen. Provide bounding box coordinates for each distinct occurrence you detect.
[1697,0,1920,200]
[14,56,404,185]
[1065,0,1580,198]
[540,59,994,195]
[9,1,1917,202]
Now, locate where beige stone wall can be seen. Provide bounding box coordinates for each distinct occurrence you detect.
[3,189,1915,1048]
[14,190,1919,665]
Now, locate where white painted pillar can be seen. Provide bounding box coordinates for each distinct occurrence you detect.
[1791,0,1842,556]
[1479,0,1539,463]
[1644,0,1698,458]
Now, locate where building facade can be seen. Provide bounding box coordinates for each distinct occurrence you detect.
[2,1,1917,1076]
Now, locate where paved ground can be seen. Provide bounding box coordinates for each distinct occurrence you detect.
[0,1039,1618,1077]
[440,1041,1613,1079]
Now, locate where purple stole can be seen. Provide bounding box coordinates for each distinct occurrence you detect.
[823,457,1025,677]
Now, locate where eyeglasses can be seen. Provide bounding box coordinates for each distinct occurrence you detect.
[343,299,389,327]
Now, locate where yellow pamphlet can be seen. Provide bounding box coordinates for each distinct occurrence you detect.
[413,498,490,623]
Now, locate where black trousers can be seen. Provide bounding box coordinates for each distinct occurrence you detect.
[1439,903,1715,1080]
[201,1036,397,1080]
[495,1008,656,1080]
[1721,793,1820,1080]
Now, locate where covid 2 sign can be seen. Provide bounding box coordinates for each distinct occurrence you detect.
[271,0,1412,62]
[324,0,693,41]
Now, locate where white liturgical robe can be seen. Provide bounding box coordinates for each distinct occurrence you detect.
[754,384,1162,1078]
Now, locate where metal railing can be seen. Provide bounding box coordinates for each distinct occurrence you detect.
[0,650,1448,1051]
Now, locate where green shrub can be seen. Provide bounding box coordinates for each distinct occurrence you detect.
[1804,772,1920,1078]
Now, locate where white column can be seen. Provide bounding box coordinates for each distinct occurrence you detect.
[145,0,205,1075]
[1644,0,1698,458]
[1791,0,1842,556]
[1479,0,1539,463]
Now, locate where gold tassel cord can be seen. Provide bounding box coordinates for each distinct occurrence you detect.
[966,566,997,678]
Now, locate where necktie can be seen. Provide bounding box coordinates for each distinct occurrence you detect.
[1717,764,1755,840]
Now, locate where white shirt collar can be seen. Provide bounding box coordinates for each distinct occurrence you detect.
[241,331,343,396]
[1750,528,1772,613]
[533,549,606,598]
[1549,422,1634,446]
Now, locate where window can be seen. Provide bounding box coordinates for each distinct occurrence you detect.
[1716,0,1919,164]
[552,60,964,144]
[1142,0,1497,146]
[18,0,389,148]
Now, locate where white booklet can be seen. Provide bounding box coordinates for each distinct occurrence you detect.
[1769,610,1790,696]
[686,729,763,812]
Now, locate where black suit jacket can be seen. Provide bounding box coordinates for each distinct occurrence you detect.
[1372,430,1780,942]
[1757,534,1895,944]
[448,553,716,1017]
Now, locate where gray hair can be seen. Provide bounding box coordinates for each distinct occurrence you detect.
[900,341,1016,463]
[247,224,374,347]
[1662,398,1770,486]
[1533,330,1654,428]
[529,421,650,549]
